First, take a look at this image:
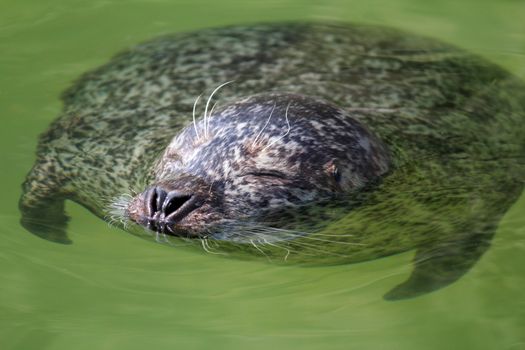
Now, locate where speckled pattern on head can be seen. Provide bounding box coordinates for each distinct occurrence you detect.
[19,22,525,299]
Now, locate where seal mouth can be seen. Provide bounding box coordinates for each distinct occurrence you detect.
[142,186,202,234]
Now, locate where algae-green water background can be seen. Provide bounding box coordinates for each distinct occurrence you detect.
[1,1,525,349]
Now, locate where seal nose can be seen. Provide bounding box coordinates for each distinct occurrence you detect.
[144,186,199,232]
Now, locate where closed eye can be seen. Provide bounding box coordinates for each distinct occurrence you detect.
[241,170,287,179]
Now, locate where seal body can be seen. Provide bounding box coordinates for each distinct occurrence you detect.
[20,23,525,299]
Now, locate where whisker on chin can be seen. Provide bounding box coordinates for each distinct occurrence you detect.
[208,219,363,258]
[261,237,292,261]
[250,239,272,261]
[200,237,228,255]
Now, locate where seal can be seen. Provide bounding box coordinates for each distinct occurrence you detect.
[19,22,525,299]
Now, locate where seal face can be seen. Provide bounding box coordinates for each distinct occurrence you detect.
[125,93,391,238]
[19,22,525,299]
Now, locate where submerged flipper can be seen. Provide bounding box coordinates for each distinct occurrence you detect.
[19,197,71,244]
[19,160,72,244]
[383,227,495,300]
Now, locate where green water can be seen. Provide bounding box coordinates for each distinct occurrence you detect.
[1,1,525,349]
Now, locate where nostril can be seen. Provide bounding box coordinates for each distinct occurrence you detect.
[144,187,169,220]
[162,192,193,217]
[146,187,168,216]
[155,187,167,213]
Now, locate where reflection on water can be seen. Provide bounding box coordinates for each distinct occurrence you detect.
[1,1,525,350]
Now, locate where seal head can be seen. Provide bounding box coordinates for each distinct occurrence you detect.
[125,93,391,238]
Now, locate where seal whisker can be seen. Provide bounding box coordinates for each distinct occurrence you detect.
[209,101,218,118]
[208,238,221,249]
[250,239,272,261]
[241,231,350,257]
[242,223,362,244]
[298,235,366,246]
[252,102,276,147]
[309,233,356,237]
[200,238,209,253]
[261,102,292,152]
[105,214,123,229]
[237,223,308,239]
[261,237,292,261]
[139,226,154,238]
[212,221,323,250]
[230,222,363,253]
[106,219,116,229]
[203,237,212,251]
[200,237,225,255]
[204,81,233,138]
[283,239,355,257]
[161,233,176,246]
[157,232,166,243]
[204,237,227,255]
[192,93,203,141]
[106,194,135,227]
[207,101,218,136]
